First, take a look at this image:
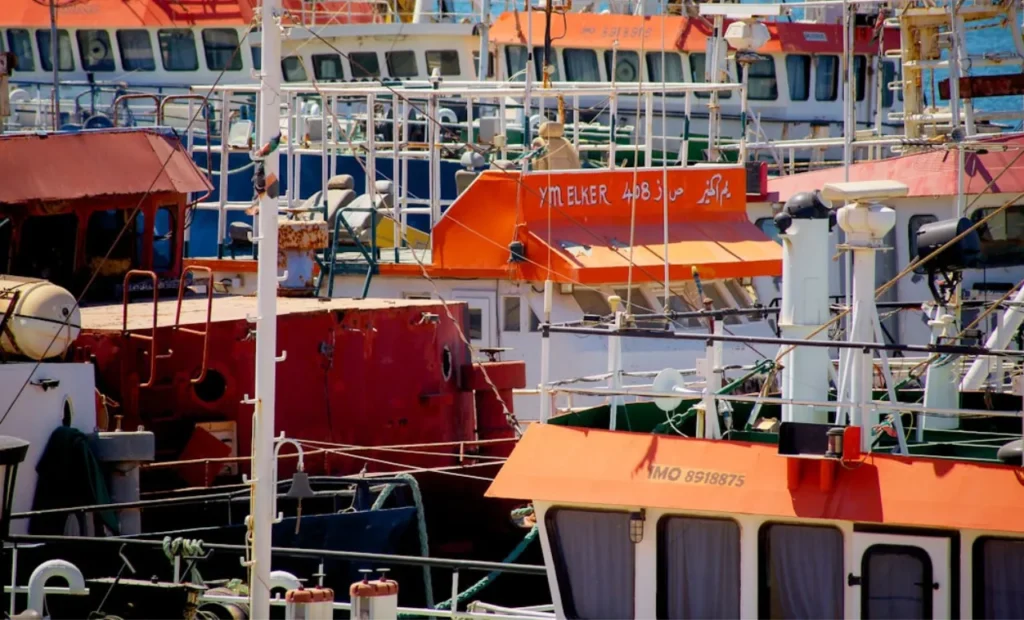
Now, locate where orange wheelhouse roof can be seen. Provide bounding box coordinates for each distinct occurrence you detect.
[424,166,781,285]
[487,424,1024,534]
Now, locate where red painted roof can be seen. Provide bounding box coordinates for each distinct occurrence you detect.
[3,0,254,28]
[0,129,213,205]
[489,12,899,55]
[768,133,1024,203]
[487,424,1024,534]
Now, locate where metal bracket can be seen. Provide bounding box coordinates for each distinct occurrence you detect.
[277,270,289,282]
[242,394,258,405]
[276,351,288,362]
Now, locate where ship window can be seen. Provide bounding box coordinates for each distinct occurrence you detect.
[157,29,198,72]
[36,29,74,72]
[604,50,640,82]
[758,523,844,618]
[657,516,740,619]
[15,214,78,291]
[656,293,701,328]
[815,55,839,101]
[312,53,344,80]
[908,214,938,274]
[281,56,307,82]
[467,308,483,340]
[117,30,155,72]
[756,216,782,244]
[647,52,685,84]
[786,55,810,101]
[426,50,460,76]
[862,544,932,618]
[502,296,521,332]
[854,55,867,102]
[471,50,495,78]
[534,47,558,81]
[250,45,261,70]
[881,60,898,107]
[529,307,541,331]
[572,288,611,317]
[973,537,1024,618]
[690,53,732,99]
[7,30,35,72]
[971,204,1024,268]
[747,56,778,101]
[563,48,599,82]
[547,508,635,619]
[349,52,380,79]
[386,50,418,78]
[202,28,242,71]
[152,207,176,272]
[505,45,527,81]
[76,30,115,72]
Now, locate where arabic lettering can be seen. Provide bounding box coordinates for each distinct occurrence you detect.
[622,179,685,204]
[696,173,732,207]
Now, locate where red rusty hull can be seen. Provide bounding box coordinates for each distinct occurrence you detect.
[73,298,524,487]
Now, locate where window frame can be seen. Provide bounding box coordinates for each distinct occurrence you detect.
[502,295,521,332]
[348,51,380,79]
[690,53,733,99]
[281,55,308,82]
[425,49,460,77]
[157,29,199,72]
[546,507,636,620]
[908,214,938,274]
[36,28,74,72]
[201,28,242,72]
[970,204,1024,269]
[815,55,839,102]
[746,56,778,101]
[116,29,156,72]
[7,29,36,72]
[853,55,868,102]
[972,535,1024,618]
[758,522,845,619]
[76,29,115,72]
[861,543,934,618]
[786,54,811,101]
[311,53,345,81]
[385,50,418,78]
[656,515,741,619]
[563,48,599,82]
[604,49,641,82]
[572,288,612,317]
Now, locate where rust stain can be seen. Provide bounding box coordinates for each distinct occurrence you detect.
[279,220,329,250]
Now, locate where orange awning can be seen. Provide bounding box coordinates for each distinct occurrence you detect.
[487,425,1024,534]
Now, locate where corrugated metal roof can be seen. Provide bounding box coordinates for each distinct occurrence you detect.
[0,129,213,205]
[768,133,1024,203]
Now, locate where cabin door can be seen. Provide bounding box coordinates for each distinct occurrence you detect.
[453,293,495,350]
[849,531,951,619]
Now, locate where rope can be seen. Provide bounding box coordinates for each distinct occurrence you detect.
[432,525,539,611]
[162,536,206,585]
[369,473,434,608]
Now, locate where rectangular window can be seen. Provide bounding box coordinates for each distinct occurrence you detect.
[157,29,198,71]
[312,53,344,80]
[971,204,1024,268]
[658,517,740,618]
[863,544,932,618]
[471,50,494,79]
[854,55,867,102]
[647,52,685,83]
[759,523,844,618]
[36,29,74,72]
[563,48,599,82]
[505,45,527,81]
[881,60,898,107]
[202,28,242,71]
[250,44,261,71]
[974,537,1024,618]
[425,49,460,76]
[76,30,115,71]
[534,47,558,81]
[690,53,732,99]
[815,55,839,101]
[502,296,521,332]
[572,288,611,316]
[281,56,307,82]
[117,30,155,72]
[747,56,778,101]
[467,308,483,340]
[604,50,640,82]
[908,214,938,273]
[152,207,176,272]
[786,55,810,101]
[386,50,418,78]
[7,30,35,71]
[529,306,541,331]
[349,52,380,79]
[547,509,635,619]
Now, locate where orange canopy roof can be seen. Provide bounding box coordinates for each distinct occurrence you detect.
[423,166,780,284]
[488,12,899,55]
[3,0,253,28]
[487,424,1024,534]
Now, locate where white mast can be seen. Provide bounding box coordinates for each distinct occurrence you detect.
[250,0,281,616]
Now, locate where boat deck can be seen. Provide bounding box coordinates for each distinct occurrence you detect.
[81,295,443,331]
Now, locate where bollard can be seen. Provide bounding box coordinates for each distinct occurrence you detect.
[350,569,398,619]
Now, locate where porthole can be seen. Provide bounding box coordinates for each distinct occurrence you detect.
[441,346,453,382]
